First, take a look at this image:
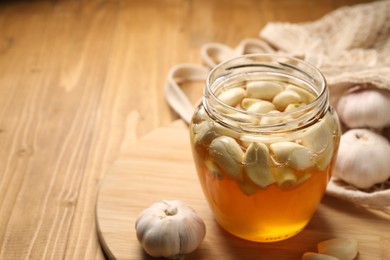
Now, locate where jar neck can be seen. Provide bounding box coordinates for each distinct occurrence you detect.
[203,54,329,134]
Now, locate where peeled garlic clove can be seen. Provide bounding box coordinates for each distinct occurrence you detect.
[284,103,307,118]
[273,167,297,189]
[283,102,311,126]
[272,89,302,111]
[297,172,311,185]
[270,142,315,170]
[300,112,333,152]
[247,100,276,113]
[193,121,217,146]
[246,81,284,100]
[302,252,339,260]
[334,128,390,189]
[286,85,317,104]
[317,238,358,260]
[213,120,243,139]
[209,136,244,179]
[205,159,223,179]
[315,142,334,172]
[237,179,258,196]
[193,119,241,146]
[240,134,285,148]
[260,110,283,125]
[300,112,337,171]
[192,105,208,124]
[240,98,262,110]
[337,88,390,129]
[284,103,305,112]
[244,142,275,188]
[285,103,305,112]
[217,87,246,107]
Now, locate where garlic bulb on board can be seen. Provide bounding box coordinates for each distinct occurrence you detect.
[337,88,390,129]
[135,200,206,259]
[334,129,390,189]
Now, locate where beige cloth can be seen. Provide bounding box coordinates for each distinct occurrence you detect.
[260,0,390,106]
[164,0,390,212]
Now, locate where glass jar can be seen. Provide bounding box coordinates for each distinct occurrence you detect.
[189,54,341,242]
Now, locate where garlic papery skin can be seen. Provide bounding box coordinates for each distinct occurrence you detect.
[337,88,390,129]
[334,129,390,189]
[135,200,206,259]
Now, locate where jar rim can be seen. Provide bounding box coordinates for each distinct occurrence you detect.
[203,53,329,133]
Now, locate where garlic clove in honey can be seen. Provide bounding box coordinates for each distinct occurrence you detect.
[260,110,283,125]
[315,143,334,172]
[244,142,275,188]
[273,167,297,189]
[237,178,259,196]
[272,89,302,111]
[300,111,337,171]
[213,120,243,139]
[193,120,217,146]
[334,128,390,189]
[337,88,390,129]
[246,100,276,113]
[270,142,315,170]
[246,81,285,100]
[240,134,285,148]
[300,112,333,152]
[284,103,307,118]
[209,136,244,179]
[217,87,246,107]
[205,159,223,179]
[191,105,207,124]
[135,200,206,259]
[285,84,316,104]
[241,98,262,110]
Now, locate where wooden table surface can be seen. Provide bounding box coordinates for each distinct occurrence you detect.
[0,0,376,259]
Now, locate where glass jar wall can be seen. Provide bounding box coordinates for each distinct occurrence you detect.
[189,54,341,242]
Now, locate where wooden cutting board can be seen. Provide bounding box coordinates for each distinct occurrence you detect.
[96,120,390,260]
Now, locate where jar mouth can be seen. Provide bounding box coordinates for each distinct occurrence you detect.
[204,54,328,133]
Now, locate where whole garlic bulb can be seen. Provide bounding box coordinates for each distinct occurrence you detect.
[337,88,390,129]
[334,129,390,189]
[135,200,206,259]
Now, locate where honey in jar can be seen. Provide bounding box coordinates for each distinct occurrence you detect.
[189,54,341,242]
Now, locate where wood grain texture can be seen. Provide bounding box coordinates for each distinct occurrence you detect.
[0,0,377,259]
[96,121,390,260]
